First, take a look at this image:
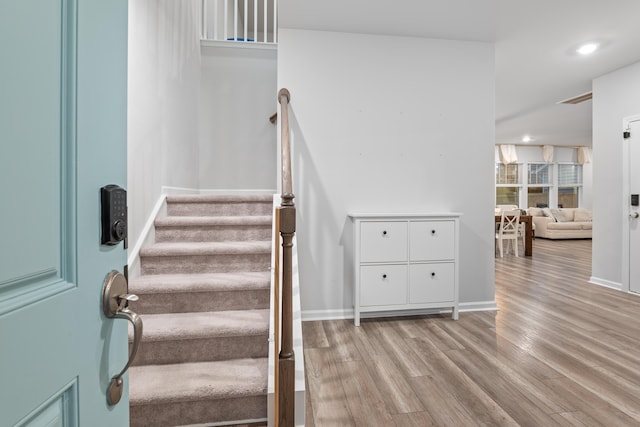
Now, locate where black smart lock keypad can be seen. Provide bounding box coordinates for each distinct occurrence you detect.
[101,185,128,245]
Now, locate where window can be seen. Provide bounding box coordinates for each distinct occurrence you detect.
[528,187,550,208]
[558,164,582,208]
[496,187,519,205]
[496,164,521,206]
[496,163,519,184]
[527,163,551,208]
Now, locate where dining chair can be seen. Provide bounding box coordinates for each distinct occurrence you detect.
[497,205,529,248]
[496,209,520,257]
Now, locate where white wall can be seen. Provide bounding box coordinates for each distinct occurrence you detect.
[128,0,202,246]
[198,46,277,189]
[592,60,640,288]
[494,145,593,209]
[278,29,496,316]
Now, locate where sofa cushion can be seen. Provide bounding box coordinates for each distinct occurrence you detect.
[547,221,584,231]
[527,207,544,217]
[563,209,576,221]
[574,208,592,222]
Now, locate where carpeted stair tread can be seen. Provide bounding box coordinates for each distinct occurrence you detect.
[155,215,272,227]
[129,272,270,294]
[128,272,270,314]
[130,193,273,426]
[140,241,271,256]
[166,194,273,217]
[136,309,269,342]
[166,194,273,204]
[129,358,268,405]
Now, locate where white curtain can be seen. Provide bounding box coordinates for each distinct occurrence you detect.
[542,145,554,163]
[578,146,592,164]
[499,144,518,164]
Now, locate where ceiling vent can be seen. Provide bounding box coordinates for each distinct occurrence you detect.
[558,92,592,104]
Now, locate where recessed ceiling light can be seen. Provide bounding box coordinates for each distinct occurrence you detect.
[577,43,599,55]
[522,135,532,143]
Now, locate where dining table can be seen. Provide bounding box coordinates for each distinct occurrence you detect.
[495,214,533,256]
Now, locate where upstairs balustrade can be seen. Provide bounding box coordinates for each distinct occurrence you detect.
[201,0,278,44]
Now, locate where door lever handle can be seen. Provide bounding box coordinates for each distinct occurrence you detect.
[102,270,143,405]
[630,212,640,219]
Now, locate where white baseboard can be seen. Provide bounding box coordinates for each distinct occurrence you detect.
[302,300,498,322]
[301,309,354,321]
[127,194,167,279]
[161,186,276,196]
[589,276,623,291]
[459,300,499,312]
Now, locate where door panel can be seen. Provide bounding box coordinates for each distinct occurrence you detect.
[0,0,67,312]
[0,0,129,425]
[18,380,76,427]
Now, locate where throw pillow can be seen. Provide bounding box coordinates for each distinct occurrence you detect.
[574,208,593,222]
[550,208,567,222]
[542,208,556,221]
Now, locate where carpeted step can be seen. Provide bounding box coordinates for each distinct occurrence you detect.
[129,358,268,427]
[154,215,272,242]
[128,272,270,314]
[140,241,271,275]
[132,309,269,366]
[166,194,273,217]
[130,193,273,426]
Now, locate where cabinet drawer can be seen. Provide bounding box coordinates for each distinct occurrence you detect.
[360,265,407,306]
[409,263,455,303]
[360,221,408,263]
[409,221,455,261]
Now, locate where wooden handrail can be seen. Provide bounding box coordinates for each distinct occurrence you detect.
[276,88,295,427]
[279,89,293,205]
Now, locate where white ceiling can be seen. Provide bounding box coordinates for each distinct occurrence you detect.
[279,0,640,147]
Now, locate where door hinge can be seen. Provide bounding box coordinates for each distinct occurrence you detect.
[624,131,631,139]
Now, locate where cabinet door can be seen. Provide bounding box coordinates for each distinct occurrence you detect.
[410,220,455,261]
[360,221,408,262]
[409,263,455,303]
[360,265,407,306]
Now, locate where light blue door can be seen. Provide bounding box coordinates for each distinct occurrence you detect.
[0,0,129,425]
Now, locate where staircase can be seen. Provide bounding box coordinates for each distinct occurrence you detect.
[128,193,274,427]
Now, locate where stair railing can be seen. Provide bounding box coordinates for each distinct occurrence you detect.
[275,88,295,427]
[201,0,277,44]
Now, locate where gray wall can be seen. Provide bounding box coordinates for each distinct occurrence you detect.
[592,60,640,288]
[278,29,496,318]
[128,0,202,247]
[198,46,277,189]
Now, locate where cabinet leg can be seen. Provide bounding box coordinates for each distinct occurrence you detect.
[452,306,459,320]
[354,310,360,326]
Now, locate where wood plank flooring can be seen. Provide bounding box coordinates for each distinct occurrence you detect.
[302,239,640,426]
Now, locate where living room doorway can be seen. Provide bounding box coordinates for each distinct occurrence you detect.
[624,115,640,294]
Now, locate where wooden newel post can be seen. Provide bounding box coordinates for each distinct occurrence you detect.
[278,195,295,427]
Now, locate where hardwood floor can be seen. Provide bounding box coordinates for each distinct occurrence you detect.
[302,239,640,426]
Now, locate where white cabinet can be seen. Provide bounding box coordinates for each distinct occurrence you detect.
[349,213,461,326]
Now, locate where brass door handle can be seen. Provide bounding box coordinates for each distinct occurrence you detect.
[102,270,143,405]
